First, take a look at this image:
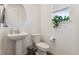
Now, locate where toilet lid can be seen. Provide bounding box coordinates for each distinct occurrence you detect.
[36,42,49,49]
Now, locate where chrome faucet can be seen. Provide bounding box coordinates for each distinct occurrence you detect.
[10,27,20,34]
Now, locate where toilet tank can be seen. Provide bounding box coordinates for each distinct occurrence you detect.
[31,33,41,43]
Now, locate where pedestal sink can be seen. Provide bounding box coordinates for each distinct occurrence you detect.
[8,32,28,55]
[8,32,28,40]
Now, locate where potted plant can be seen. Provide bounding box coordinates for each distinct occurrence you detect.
[52,15,70,28]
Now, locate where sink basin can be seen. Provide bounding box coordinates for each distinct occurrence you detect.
[8,32,28,40]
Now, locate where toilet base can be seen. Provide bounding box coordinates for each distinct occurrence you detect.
[36,49,47,55]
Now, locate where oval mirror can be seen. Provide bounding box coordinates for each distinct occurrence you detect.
[5,4,26,27]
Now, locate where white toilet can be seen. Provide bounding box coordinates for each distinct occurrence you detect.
[31,33,50,55]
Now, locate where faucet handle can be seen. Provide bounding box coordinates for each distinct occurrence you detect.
[10,27,13,34]
[16,27,20,33]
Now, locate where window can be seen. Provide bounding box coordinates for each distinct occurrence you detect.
[52,7,70,18]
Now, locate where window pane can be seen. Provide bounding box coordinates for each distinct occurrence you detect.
[52,7,70,18]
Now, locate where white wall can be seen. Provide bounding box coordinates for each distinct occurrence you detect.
[0,27,15,55]
[40,4,79,55]
[70,4,79,54]
[22,4,41,54]
[40,4,56,54]
[1,27,15,55]
[0,26,3,54]
[52,4,77,55]
[53,4,79,54]
[0,4,41,55]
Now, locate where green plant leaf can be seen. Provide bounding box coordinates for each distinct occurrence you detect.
[52,15,70,28]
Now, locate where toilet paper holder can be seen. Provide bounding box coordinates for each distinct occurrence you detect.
[50,37,56,41]
[53,38,56,41]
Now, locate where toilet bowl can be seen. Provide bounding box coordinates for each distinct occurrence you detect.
[31,33,50,55]
[36,42,49,55]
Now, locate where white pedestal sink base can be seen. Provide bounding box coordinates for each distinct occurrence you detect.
[8,32,28,55]
[15,40,23,55]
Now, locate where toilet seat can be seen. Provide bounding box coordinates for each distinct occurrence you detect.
[36,42,49,49]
